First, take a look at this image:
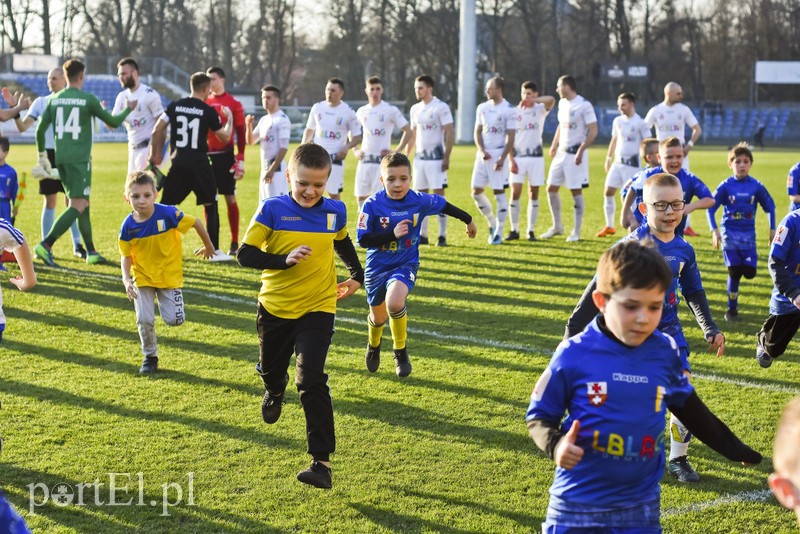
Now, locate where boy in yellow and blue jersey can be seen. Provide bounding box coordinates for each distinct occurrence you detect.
[238,143,364,489]
[119,172,214,374]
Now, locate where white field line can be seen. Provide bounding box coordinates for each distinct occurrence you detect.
[661,489,774,518]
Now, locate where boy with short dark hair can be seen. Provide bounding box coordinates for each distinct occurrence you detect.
[528,239,761,532]
[357,152,476,377]
[708,142,776,321]
[119,171,215,374]
[769,396,800,526]
[238,143,364,489]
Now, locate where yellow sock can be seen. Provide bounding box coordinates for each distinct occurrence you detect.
[368,315,385,348]
[389,307,408,350]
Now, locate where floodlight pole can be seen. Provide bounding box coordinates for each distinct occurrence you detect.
[457,0,477,143]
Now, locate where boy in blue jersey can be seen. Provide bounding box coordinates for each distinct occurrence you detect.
[119,172,215,374]
[238,143,364,489]
[787,161,800,213]
[566,173,725,484]
[357,152,477,377]
[619,137,659,231]
[0,219,36,343]
[755,207,800,368]
[529,239,761,532]
[622,136,713,235]
[769,397,800,526]
[708,143,776,321]
[0,137,18,225]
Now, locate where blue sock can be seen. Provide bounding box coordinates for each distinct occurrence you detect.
[41,208,55,241]
[727,275,741,311]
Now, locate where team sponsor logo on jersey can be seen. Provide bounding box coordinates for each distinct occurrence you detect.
[369,128,386,136]
[157,219,166,232]
[612,373,648,384]
[774,225,787,245]
[281,216,301,221]
[327,214,337,230]
[380,216,390,229]
[531,367,552,401]
[587,382,607,406]
[357,211,368,230]
[591,429,663,459]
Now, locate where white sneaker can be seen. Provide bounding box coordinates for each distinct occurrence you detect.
[540,227,564,239]
[565,232,580,242]
[209,249,234,262]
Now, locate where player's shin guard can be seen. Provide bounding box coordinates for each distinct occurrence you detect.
[573,195,585,233]
[437,214,447,238]
[509,199,520,231]
[227,201,240,244]
[205,202,221,250]
[669,414,692,460]
[388,307,408,350]
[495,193,508,233]
[548,191,562,229]
[367,315,385,347]
[604,195,616,228]
[76,207,94,251]
[527,200,539,233]
[472,192,495,228]
[727,274,741,311]
[44,207,80,246]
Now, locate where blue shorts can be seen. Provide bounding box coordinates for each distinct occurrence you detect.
[543,496,661,532]
[365,265,418,306]
[722,249,757,268]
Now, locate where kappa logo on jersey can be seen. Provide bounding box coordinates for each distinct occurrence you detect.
[587,382,607,406]
[357,211,368,230]
[380,216,390,229]
[774,225,788,245]
[157,219,166,232]
[327,214,337,230]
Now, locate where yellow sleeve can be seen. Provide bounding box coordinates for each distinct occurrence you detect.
[119,239,131,258]
[242,220,271,250]
[335,227,348,240]
[176,213,196,234]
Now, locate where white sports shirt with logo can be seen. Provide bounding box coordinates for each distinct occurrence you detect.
[514,102,550,156]
[557,95,597,149]
[24,95,56,149]
[409,97,453,160]
[253,110,291,163]
[612,113,652,159]
[644,102,699,144]
[356,101,408,157]
[113,83,165,145]
[305,101,361,155]
[475,98,518,150]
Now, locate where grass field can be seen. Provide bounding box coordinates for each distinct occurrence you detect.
[1,142,800,533]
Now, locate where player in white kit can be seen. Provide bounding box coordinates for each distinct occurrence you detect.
[644,81,703,236]
[353,76,410,209]
[596,92,651,237]
[408,74,454,246]
[471,76,518,245]
[542,75,597,242]
[302,78,362,200]
[507,81,554,241]
[246,85,292,201]
[114,57,166,174]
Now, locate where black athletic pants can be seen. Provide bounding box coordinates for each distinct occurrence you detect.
[758,310,800,359]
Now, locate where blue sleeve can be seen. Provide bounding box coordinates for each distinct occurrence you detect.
[758,183,777,229]
[356,200,376,241]
[771,215,797,262]
[788,166,800,195]
[9,169,17,202]
[663,344,694,407]
[526,344,571,426]
[254,199,274,229]
[424,193,448,217]
[679,246,704,295]
[690,175,712,200]
[707,183,726,230]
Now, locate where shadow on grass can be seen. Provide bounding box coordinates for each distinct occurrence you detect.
[349,502,479,534]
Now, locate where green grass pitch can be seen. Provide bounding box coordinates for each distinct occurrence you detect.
[1,142,799,532]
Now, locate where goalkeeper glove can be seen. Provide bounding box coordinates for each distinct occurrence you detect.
[37,152,53,175]
[230,155,245,180]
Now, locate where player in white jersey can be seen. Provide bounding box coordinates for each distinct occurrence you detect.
[354,76,410,209]
[644,82,703,235]
[507,81,554,241]
[470,76,518,245]
[408,74,454,246]
[597,92,651,237]
[542,75,598,242]
[114,58,166,174]
[246,85,291,201]
[302,77,362,200]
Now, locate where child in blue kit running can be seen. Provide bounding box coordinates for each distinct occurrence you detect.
[708,143,776,321]
[357,152,477,377]
[528,239,761,533]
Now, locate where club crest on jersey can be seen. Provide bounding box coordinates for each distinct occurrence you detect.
[327,214,337,230]
[357,212,368,230]
[157,219,166,232]
[729,195,736,204]
[380,217,390,229]
[587,382,608,406]
[774,225,787,245]
[413,213,419,226]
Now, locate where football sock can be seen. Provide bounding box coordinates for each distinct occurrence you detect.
[604,195,615,228]
[44,207,80,246]
[227,201,240,245]
[472,192,494,228]
[76,207,95,251]
[509,198,520,231]
[527,200,539,233]
[420,216,429,239]
[573,195,585,234]
[685,213,692,228]
[669,414,692,460]
[548,191,562,229]
[41,207,55,241]
[367,315,385,347]
[389,306,408,350]
[357,198,365,211]
[437,214,447,238]
[495,193,508,234]
[205,202,221,250]
[727,275,741,311]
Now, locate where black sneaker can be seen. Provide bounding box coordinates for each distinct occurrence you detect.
[527,231,537,241]
[436,236,447,247]
[667,456,700,483]
[756,342,773,368]
[394,347,412,378]
[297,461,332,489]
[228,242,239,256]
[261,390,285,424]
[73,244,87,259]
[139,357,158,375]
[365,343,380,372]
[724,309,739,321]
[419,236,429,245]
[505,230,520,241]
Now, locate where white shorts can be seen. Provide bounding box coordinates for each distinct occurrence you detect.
[510,157,545,187]
[325,160,345,195]
[471,148,509,190]
[413,159,448,190]
[547,150,589,190]
[604,162,639,190]
[129,143,170,175]
[354,161,383,197]
[259,161,288,201]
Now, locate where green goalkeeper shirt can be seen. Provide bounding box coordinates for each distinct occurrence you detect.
[35,87,131,164]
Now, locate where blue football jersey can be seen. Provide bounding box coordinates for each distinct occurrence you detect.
[769,210,800,315]
[787,162,800,212]
[526,318,693,507]
[636,166,712,235]
[708,175,775,250]
[357,189,447,280]
[0,165,18,221]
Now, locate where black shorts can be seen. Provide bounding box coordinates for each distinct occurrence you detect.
[160,159,217,206]
[209,151,236,196]
[758,311,800,359]
[39,149,65,195]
